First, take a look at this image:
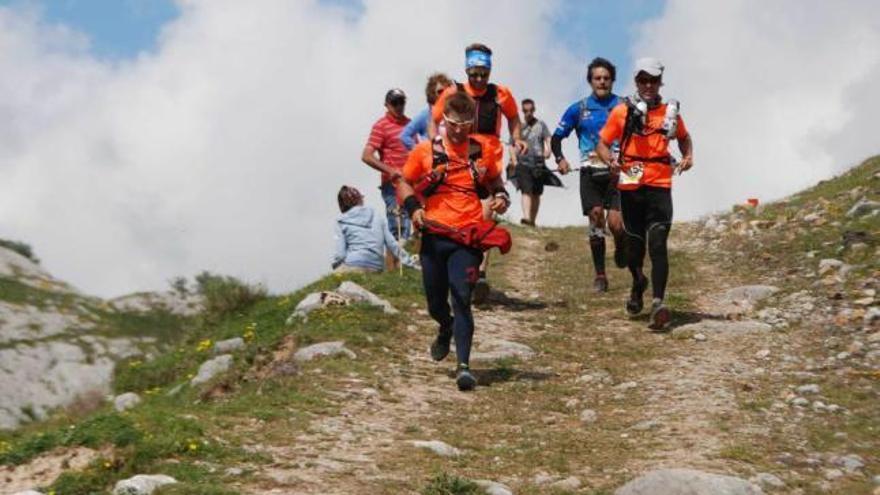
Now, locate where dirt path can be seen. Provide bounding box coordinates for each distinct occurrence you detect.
[242,225,877,494]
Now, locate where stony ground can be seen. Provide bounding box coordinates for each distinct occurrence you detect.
[3,160,878,494]
[235,175,878,494]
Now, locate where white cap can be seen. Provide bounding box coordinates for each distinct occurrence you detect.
[633,57,664,77]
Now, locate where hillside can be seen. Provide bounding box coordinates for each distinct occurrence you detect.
[1,157,878,495]
[0,244,202,431]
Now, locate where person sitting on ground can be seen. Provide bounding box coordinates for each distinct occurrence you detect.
[332,185,417,273]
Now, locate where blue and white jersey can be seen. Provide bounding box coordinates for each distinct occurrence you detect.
[553,93,620,162]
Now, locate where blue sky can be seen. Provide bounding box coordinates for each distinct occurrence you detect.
[3,0,665,70]
[0,0,178,59]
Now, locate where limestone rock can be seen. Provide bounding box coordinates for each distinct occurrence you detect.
[615,468,764,495]
[110,291,204,317]
[750,473,785,489]
[336,281,398,314]
[213,337,245,354]
[551,476,582,490]
[190,354,233,386]
[113,474,177,494]
[411,440,461,457]
[474,480,513,495]
[580,409,598,424]
[293,341,356,363]
[113,392,141,412]
[846,198,880,218]
[471,339,535,361]
[671,320,771,337]
[712,285,779,316]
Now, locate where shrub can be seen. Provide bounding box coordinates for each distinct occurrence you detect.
[194,271,267,321]
[421,473,485,495]
[0,238,39,263]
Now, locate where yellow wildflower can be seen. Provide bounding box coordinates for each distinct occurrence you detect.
[196,339,213,352]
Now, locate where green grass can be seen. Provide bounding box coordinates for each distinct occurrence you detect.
[421,473,486,495]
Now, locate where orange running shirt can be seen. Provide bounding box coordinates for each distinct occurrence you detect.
[599,102,689,189]
[431,82,518,172]
[403,138,500,229]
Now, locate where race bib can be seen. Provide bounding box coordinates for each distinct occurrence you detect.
[619,162,644,186]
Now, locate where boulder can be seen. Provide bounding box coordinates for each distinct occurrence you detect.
[712,285,779,316]
[293,341,356,362]
[336,281,398,314]
[213,337,245,354]
[474,480,513,495]
[615,468,763,495]
[113,474,177,494]
[846,198,880,218]
[190,354,233,386]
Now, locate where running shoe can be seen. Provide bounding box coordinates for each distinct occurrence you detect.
[625,275,649,316]
[456,363,476,391]
[430,324,453,361]
[649,299,671,331]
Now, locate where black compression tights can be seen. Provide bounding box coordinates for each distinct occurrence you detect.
[626,222,670,300]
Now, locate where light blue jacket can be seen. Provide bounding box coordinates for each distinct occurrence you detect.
[399,106,430,150]
[332,205,415,271]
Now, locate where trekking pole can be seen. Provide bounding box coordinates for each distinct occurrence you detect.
[396,206,403,277]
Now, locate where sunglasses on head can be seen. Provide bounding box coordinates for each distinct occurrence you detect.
[636,75,661,85]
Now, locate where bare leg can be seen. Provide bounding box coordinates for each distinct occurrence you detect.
[530,194,541,225]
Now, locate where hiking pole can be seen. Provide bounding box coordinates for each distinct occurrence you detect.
[396,206,403,277]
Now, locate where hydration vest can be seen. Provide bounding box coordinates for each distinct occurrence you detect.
[415,136,489,200]
[457,82,499,136]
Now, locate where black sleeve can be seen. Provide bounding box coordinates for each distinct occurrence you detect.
[550,134,564,162]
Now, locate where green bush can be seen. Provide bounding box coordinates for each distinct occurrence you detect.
[195,271,267,321]
[422,473,485,495]
[62,413,142,448]
[0,238,38,263]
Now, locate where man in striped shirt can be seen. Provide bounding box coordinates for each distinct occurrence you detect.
[361,89,412,258]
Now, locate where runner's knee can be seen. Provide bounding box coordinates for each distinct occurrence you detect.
[647,223,669,258]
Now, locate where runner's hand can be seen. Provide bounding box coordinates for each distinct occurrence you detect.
[411,208,426,228]
[557,158,571,175]
[609,159,621,174]
[489,194,509,215]
[514,140,528,156]
[678,155,693,172]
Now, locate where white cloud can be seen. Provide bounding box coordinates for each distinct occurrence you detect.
[2,0,877,297]
[629,0,880,218]
[0,0,584,297]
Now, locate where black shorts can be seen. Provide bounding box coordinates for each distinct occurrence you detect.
[514,164,545,196]
[579,167,620,214]
[620,186,673,240]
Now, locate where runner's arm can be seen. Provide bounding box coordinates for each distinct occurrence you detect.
[487,175,510,214]
[677,133,694,171]
[596,139,616,171]
[508,117,528,155]
[396,179,425,228]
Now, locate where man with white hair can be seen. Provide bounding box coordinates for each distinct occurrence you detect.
[596,57,693,331]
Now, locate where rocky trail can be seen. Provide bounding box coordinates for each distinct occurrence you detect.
[3,160,878,495]
[237,208,878,494]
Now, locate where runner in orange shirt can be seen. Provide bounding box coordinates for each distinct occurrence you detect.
[596,57,693,331]
[399,91,512,391]
[429,43,526,303]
